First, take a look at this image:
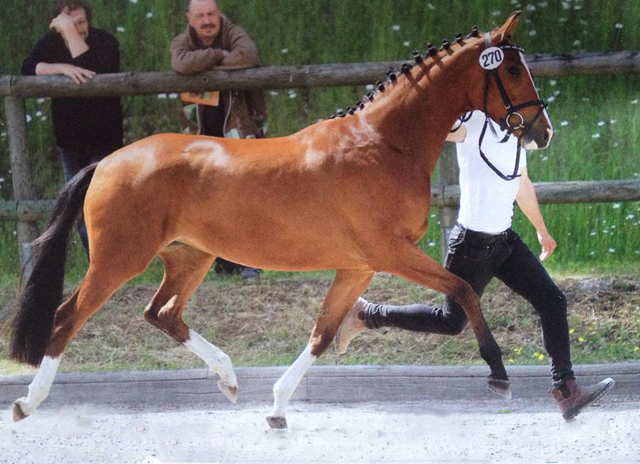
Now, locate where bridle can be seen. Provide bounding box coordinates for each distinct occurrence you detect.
[478,32,548,181]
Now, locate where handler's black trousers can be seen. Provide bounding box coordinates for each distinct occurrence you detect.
[364,223,574,386]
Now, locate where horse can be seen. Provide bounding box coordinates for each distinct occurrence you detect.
[9,11,552,429]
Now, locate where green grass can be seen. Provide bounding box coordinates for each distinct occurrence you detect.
[1,0,639,279]
[1,273,637,375]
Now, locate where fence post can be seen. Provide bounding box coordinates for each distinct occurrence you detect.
[436,142,459,261]
[4,96,39,280]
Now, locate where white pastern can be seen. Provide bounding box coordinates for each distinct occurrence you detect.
[269,344,317,418]
[184,329,236,387]
[15,356,62,416]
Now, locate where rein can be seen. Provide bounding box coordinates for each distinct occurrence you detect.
[478,32,547,181]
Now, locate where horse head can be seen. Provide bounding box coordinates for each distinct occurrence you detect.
[474,11,553,150]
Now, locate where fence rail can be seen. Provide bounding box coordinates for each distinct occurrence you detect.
[2,180,639,222]
[1,51,639,98]
[2,50,640,273]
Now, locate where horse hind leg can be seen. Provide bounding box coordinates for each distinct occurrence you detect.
[266,269,374,429]
[12,253,153,422]
[143,243,238,403]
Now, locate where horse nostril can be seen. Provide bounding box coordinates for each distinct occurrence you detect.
[545,128,554,144]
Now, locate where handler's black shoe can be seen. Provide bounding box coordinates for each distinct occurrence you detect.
[552,377,615,421]
[240,267,261,280]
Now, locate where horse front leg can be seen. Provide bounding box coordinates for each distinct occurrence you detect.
[378,241,510,399]
[266,269,374,429]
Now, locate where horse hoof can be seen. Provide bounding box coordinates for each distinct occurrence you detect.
[487,378,512,400]
[266,415,288,429]
[217,380,238,404]
[12,401,28,422]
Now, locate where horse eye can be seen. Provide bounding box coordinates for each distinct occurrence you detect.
[508,66,522,77]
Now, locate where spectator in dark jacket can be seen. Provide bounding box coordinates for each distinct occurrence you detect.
[22,0,123,257]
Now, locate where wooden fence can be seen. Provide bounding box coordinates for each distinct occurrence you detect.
[2,50,640,271]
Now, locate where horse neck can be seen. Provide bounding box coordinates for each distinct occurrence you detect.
[362,47,479,172]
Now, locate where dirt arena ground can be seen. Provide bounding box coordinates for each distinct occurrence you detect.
[2,396,639,464]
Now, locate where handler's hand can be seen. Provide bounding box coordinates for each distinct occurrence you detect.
[58,64,96,85]
[537,231,557,261]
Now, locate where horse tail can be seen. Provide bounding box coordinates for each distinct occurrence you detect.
[10,163,98,367]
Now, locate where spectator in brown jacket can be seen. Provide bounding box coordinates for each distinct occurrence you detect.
[171,0,266,279]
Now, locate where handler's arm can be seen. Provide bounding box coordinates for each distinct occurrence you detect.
[516,167,556,261]
[446,122,466,142]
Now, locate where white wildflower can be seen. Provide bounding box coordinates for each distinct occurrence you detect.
[615,23,623,29]
[37,98,46,104]
[35,111,42,117]
[392,25,401,31]
[427,3,436,10]
[281,48,289,54]
[26,115,32,123]
[572,40,581,47]
[403,41,411,47]
[561,120,569,126]
[598,121,605,126]
[608,248,615,253]
[592,133,600,139]
[549,79,557,86]
[146,11,153,18]
[168,93,178,99]
[117,26,125,33]
[613,203,621,209]
[529,30,537,37]
[157,93,167,99]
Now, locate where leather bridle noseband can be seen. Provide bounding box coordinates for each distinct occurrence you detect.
[478,32,548,181]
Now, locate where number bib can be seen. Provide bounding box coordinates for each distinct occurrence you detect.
[479,47,504,70]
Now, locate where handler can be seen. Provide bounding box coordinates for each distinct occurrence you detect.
[171,0,267,279]
[337,111,615,421]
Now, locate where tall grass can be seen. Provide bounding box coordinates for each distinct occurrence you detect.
[0,0,639,282]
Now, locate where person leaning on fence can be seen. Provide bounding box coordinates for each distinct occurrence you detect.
[336,111,615,421]
[171,0,267,280]
[21,0,124,258]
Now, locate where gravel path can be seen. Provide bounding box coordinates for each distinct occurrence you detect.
[2,396,639,464]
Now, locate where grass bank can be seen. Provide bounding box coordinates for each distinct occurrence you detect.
[1,273,638,375]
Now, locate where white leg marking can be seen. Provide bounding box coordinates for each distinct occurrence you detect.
[15,356,61,417]
[269,344,317,419]
[184,329,237,388]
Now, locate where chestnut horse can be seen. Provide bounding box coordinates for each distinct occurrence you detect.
[9,12,552,428]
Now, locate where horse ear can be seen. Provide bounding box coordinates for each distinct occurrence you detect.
[497,10,521,41]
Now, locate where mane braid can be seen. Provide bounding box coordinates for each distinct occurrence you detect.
[326,28,472,119]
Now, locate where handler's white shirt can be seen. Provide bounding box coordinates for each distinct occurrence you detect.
[455,111,527,234]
